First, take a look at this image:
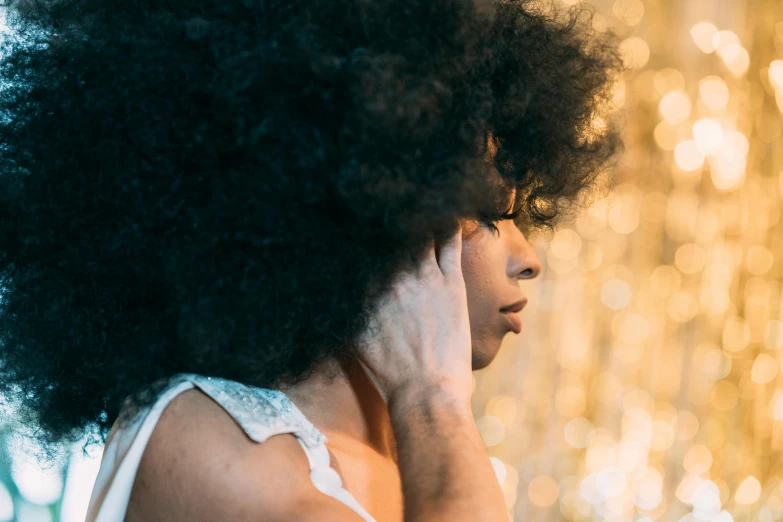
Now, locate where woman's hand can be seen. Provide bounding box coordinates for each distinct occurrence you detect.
[355,223,473,407]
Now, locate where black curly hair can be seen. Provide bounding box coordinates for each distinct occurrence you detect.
[0,0,623,450]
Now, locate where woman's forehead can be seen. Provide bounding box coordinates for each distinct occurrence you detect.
[484,131,518,208]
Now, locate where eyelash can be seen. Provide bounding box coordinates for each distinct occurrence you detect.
[483,215,532,238]
[483,220,501,236]
[483,205,523,237]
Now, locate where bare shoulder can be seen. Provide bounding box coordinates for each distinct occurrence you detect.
[125,387,365,522]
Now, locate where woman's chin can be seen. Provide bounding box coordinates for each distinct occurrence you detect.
[471,341,502,371]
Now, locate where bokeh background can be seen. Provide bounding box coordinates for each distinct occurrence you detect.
[1,0,783,520]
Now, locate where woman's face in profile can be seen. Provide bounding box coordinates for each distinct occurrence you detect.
[460,215,541,370]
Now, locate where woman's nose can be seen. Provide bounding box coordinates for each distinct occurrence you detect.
[512,233,542,281]
[516,252,541,280]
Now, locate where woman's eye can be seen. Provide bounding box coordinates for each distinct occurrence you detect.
[483,221,500,236]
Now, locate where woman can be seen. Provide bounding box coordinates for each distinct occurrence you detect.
[0,0,622,520]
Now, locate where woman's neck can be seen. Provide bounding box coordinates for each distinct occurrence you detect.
[279,356,397,461]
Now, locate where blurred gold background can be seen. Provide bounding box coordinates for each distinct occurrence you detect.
[473,0,783,521]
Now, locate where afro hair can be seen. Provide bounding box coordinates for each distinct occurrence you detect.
[0,0,623,449]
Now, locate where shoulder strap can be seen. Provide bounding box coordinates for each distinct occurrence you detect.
[183,373,328,448]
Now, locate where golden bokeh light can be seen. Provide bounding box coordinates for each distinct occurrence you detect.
[746,245,774,275]
[550,228,582,259]
[490,456,508,485]
[674,243,706,274]
[719,44,750,78]
[503,468,520,510]
[701,347,732,380]
[619,36,650,70]
[650,420,675,451]
[770,391,783,420]
[674,140,705,171]
[653,121,679,150]
[765,320,783,350]
[675,410,700,441]
[722,316,751,354]
[607,193,641,234]
[735,476,762,505]
[565,417,596,448]
[633,476,663,510]
[601,278,633,310]
[611,311,650,344]
[770,60,783,90]
[486,395,519,426]
[659,90,692,124]
[712,29,741,53]
[751,353,778,384]
[612,0,644,26]
[476,415,505,447]
[528,476,559,508]
[667,291,700,322]
[691,21,719,53]
[709,139,747,191]
[650,264,681,297]
[699,75,731,111]
[692,118,724,154]
[683,444,713,474]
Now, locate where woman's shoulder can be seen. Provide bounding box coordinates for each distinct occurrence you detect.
[88,373,351,522]
[125,384,312,521]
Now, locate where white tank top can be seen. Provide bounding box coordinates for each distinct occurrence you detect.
[85,373,378,522]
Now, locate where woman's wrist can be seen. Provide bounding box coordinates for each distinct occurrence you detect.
[387,379,473,424]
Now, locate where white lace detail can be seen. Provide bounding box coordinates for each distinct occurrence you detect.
[179,373,328,448]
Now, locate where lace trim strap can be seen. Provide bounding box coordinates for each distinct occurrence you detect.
[178,373,327,448]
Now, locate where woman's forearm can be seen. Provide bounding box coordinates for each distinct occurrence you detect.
[388,384,509,522]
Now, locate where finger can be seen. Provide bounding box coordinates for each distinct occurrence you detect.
[422,236,438,275]
[405,242,437,279]
[438,222,462,277]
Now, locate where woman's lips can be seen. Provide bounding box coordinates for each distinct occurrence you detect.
[501,311,522,334]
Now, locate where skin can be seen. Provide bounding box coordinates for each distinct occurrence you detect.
[281,215,542,520]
